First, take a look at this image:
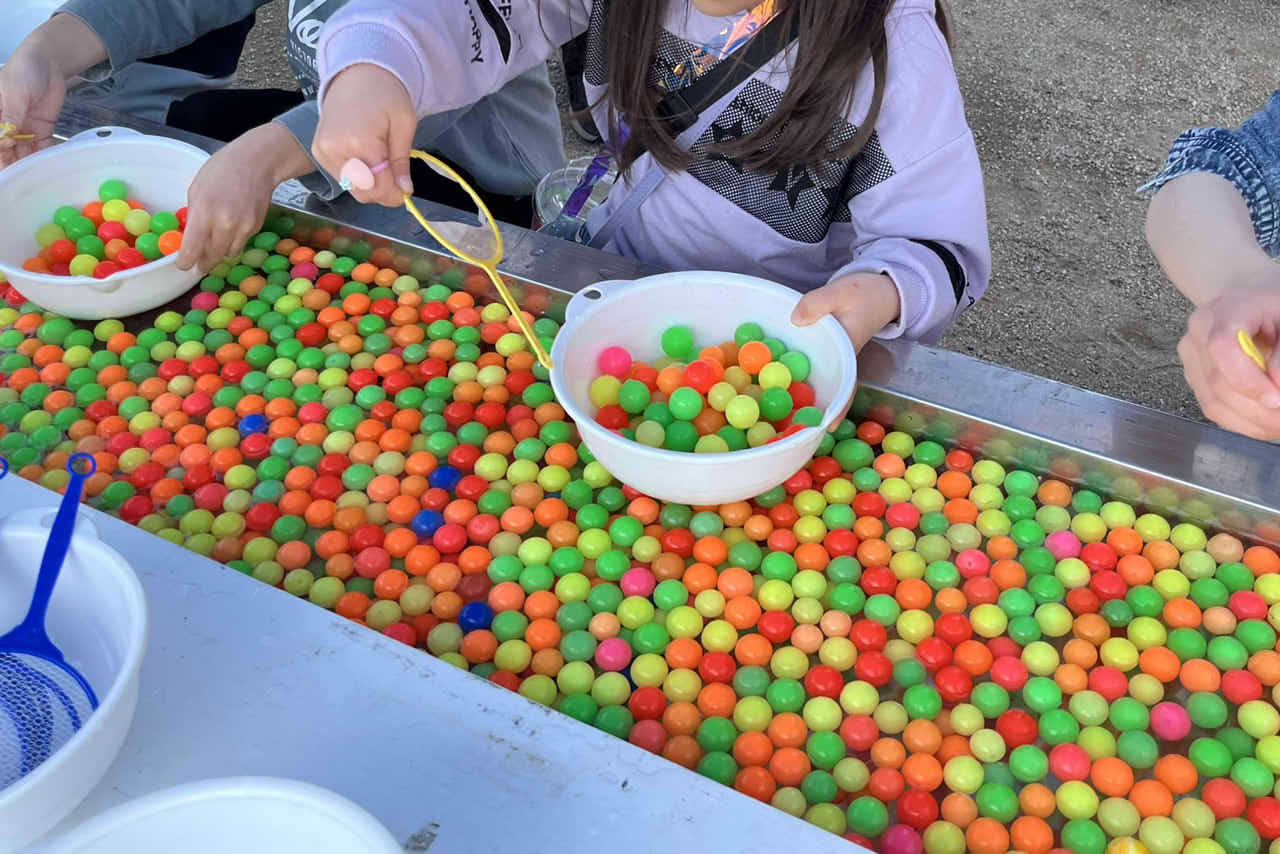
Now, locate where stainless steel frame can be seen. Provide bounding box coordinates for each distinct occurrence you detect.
[54,104,1280,543]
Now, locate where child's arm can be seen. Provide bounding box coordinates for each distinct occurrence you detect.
[793,9,989,347]
[1144,93,1280,440]
[312,0,589,206]
[55,0,264,72]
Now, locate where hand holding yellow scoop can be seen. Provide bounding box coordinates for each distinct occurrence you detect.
[338,153,553,370]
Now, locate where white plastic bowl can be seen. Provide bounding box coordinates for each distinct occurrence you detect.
[550,271,857,505]
[0,126,208,319]
[0,508,148,854]
[40,777,402,854]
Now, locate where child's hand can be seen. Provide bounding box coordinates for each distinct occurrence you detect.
[1178,284,1280,442]
[312,64,417,207]
[0,38,68,166]
[179,123,314,273]
[791,272,902,352]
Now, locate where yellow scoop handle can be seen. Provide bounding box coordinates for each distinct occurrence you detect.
[400,150,552,370]
[1239,329,1268,372]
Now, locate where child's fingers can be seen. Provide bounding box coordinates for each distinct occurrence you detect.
[175,210,208,272]
[1188,307,1280,408]
[1181,335,1280,441]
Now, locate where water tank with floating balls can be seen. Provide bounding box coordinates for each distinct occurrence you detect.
[549,270,857,506]
[0,127,208,319]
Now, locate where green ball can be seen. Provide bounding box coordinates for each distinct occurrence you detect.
[846,796,889,836]
[660,325,694,358]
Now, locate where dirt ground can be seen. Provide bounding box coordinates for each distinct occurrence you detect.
[238,0,1277,422]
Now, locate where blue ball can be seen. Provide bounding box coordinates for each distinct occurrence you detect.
[410,509,444,537]
[429,465,462,491]
[458,601,494,632]
[238,413,269,436]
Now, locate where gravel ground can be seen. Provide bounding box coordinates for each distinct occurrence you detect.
[237,0,1276,421]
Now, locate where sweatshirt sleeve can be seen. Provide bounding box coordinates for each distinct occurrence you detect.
[55,0,264,73]
[832,7,990,344]
[317,0,591,118]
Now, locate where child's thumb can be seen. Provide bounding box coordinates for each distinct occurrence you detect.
[389,112,416,195]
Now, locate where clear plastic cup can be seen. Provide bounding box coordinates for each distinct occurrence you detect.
[533,155,617,231]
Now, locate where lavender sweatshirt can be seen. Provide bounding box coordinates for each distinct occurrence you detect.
[318,0,990,342]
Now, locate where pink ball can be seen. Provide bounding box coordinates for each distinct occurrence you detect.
[1045,530,1082,560]
[597,345,632,379]
[1150,701,1192,741]
[628,719,667,754]
[190,291,219,311]
[290,261,320,281]
[595,637,632,671]
[955,549,990,579]
[620,568,656,597]
[880,825,923,854]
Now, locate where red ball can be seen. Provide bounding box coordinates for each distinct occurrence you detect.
[782,470,812,494]
[432,522,468,553]
[995,709,1039,749]
[383,622,416,645]
[1048,743,1090,781]
[1229,590,1268,621]
[1087,666,1128,701]
[1203,778,1247,819]
[852,492,887,518]
[192,482,227,511]
[354,546,391,578]
[628,686,667,721]
[860,567,897,596]
[489,671,520,691]
[660,527,694,557]
[824,529,858,556]
[310,475,344,501]
[97,220,128,242]
[851,619,888,651]
[915,636,953,672]
[986,636,1021,661]
[787,382,815,409]
[628,719,667,755]
[1247,796,1280,840]
[934,612,972,646]
[1080,542,1117,572]
[854,650,893,686]
[595,405,628,430]
[933,665,973,703]
[115,247,145,269]
[961,576,999,605]
[118,494,153,524]
[807,456,841,485]
[48,239,76,264]
[803,665,843,699]
[990,656,1029,691]
[350,523,385,551]
[839,714,879,751]
[884,502,920,530]
[181,463,214,491]
[682,359,718,393]
[244,503,280,531]
[1065,586,1101,615]
[419,489,448,512]
[896,789,939,832]
[239,432,271,460]
[1222,669,1265,705]
[698,651,737,684]
[91,261,120,279]
[758,611,794,644]
[1088,570,1126,602]
[317,453,350,476]
[465,513,500,544]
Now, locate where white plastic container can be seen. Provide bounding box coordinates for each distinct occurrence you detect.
[550,271,857,505]
[0,126,208,319]
[0,508,148,854]
[40,777,402,854]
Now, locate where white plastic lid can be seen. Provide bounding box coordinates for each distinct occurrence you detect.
[41,777,402,854]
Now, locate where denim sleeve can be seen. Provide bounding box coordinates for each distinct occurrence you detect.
[1140,90,1280,257]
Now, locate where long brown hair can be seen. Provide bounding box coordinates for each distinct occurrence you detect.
[599,0,951,176]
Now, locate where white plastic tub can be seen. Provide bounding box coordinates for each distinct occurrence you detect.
[0,508,147,854]
[40,777,402,854]
[0,126,207,319]
[550,271,857,505]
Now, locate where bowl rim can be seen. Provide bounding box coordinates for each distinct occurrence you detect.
[549,270,857,468]
[0,128,208,289]
[0,508,149,809]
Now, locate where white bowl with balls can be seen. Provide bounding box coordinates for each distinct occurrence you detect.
[0,126,208,319]
[549,271,857,506]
